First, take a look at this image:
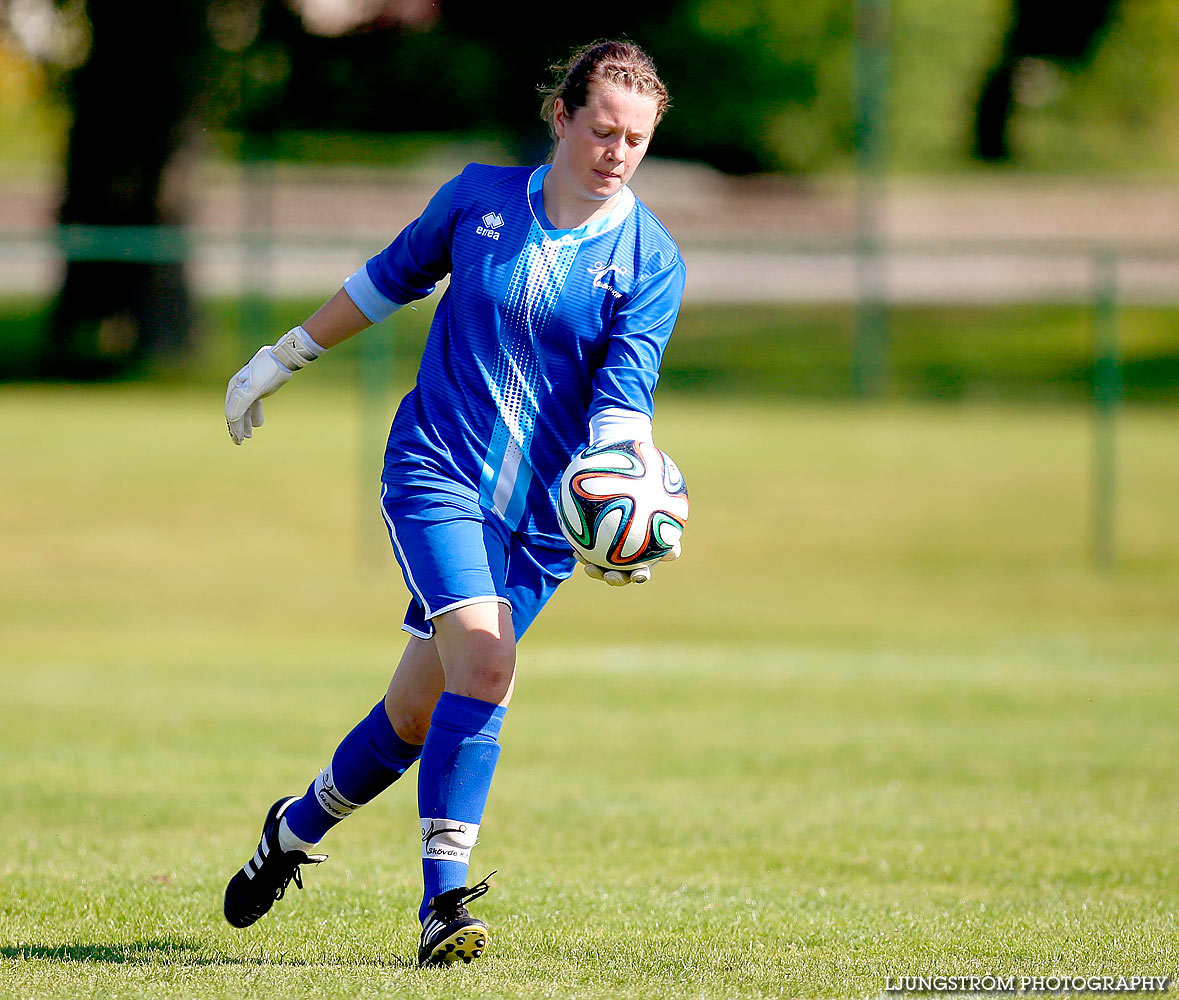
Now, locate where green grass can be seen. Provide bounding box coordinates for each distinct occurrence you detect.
[1,387,1177,998]
[665,304,1179,403]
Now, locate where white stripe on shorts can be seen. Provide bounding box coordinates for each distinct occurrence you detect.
[427,595,512,621]
[379,483,434,618]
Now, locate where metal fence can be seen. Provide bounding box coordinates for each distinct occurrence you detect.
[2,218,1177,570]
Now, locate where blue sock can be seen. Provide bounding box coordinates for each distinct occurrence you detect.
[282,700,423,846]
[417,692,506,920]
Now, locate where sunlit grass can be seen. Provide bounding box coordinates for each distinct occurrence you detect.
[1,387,1176,997]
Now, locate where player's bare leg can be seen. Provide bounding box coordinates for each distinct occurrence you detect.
[431,602,516,706]
[384,636,447,744]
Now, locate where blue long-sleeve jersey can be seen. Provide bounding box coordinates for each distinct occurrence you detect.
[344,162,686,548]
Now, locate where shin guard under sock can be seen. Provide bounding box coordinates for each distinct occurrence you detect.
[416,692,506,919]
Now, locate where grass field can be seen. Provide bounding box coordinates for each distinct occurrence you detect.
[2,385,1177,998]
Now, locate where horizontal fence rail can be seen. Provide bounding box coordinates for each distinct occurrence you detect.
[2,228,1179,306]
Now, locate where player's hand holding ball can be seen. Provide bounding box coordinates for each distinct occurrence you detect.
[574,544,680,586]
[225,326,325,444]
[559,440,688,586]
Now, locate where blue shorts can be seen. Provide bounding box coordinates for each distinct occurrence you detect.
[379,483,577,640]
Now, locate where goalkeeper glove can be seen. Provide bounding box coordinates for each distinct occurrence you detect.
[578,409,682,585]
[576,543,681,587]
[225,326,325,445]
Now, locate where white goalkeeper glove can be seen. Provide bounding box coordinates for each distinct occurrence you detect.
[225,326,325,445]
[576,543,681,587]
[577,408,683,585]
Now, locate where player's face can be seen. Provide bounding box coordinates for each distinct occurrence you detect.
[552,85,659,203]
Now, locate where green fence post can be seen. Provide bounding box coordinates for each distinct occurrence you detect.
[853,0,890,397]
[1092,251,1120,570]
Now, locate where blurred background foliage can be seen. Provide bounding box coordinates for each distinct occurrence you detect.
[0,0,1177,379]
[1,0,1178,176]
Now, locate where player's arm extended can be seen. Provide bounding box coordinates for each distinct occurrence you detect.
[225,176,458,445]
[223,291,373,445]
[578,258,688,585]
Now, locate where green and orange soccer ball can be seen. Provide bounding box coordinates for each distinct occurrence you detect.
[558,440,689,572]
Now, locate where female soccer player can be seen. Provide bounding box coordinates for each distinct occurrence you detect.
[221,40,685,967]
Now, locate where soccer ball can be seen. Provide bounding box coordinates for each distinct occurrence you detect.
[558,440,689,570]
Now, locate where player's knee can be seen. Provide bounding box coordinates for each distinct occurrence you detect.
[456,659,514,702]
[432,601,516,702]
[446,642,515,703]
[386,700,433,745]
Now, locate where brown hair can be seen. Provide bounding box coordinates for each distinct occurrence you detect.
[540,40,671,137]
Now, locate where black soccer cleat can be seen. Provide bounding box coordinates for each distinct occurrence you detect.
[223,796,327,929]
[417,872,495,967]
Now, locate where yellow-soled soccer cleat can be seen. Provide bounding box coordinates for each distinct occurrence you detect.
[417,872,495,967]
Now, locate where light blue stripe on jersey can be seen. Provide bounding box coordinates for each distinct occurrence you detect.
[478,220,579,527]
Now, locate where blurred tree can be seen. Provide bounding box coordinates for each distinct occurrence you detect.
[973,0,1120,161]
[217,0,824,173]
[0,0,857,380]
[42,1,215,378]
